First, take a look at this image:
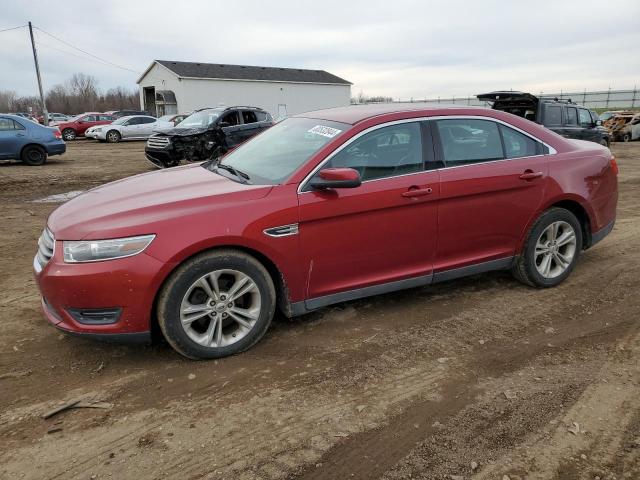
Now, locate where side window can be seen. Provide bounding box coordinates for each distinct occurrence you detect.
[0,118,17,131]
[435,119,503,166]
[500,125,541,159]
[578,109,593,126]
[590,111,600,124]
[242,110,258,124]
[220,111,240,126]
[565,107,578,126]
[82,115,96,122]
[99,115,113,121]
[126,117,141,125]
[255,111,269,122]
[327,122,423,181]
[544,105,562,126]
[141,117,156,124]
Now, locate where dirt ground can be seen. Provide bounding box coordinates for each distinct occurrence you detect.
[0,140,639,480]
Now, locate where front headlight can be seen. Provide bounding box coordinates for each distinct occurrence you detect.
[63,235,155,263]
[94,128,102,132]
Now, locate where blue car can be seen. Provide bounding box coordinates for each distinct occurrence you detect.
[0,114,66,166]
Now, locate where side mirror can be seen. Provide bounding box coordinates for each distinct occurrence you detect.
[596,120,602,126]
[309,168,361,189]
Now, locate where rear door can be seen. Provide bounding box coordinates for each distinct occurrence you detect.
[432,117,549,274]
[0,117,27,158]
[239,110,262,143]
[138,117,158,137]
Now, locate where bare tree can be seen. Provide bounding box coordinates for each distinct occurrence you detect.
[0,90,18,112]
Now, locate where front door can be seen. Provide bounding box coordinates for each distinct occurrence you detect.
[432,117,549,273]
[297,121,439,305]
[219,110,243,148]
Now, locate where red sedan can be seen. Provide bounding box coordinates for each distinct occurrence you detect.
[57,112,115,140]
[34,104,618,358]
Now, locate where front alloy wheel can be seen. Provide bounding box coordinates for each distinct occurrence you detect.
[158,250,276,359]
[180,270,261,348]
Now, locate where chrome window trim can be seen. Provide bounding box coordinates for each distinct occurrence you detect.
[297,115,557,194]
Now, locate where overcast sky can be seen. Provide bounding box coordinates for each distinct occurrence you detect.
[1,0,638,99]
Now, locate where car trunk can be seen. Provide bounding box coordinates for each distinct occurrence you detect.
[477,91,540,123]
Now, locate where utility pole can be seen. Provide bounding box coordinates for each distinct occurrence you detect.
[28,22,48,125]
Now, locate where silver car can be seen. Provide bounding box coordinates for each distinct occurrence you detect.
[93,115,172,143]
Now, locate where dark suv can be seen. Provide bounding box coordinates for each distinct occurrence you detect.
[145,106,273,168]
[478,92,609,147]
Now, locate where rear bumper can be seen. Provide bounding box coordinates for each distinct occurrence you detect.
[45,142,66,156]
[590,219,615,247]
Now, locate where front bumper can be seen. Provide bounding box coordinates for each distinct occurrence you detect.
[34,246,172,341]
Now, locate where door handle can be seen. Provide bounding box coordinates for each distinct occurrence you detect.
[519,170,543,181]
[401,187,433,198]
[16,133,25,137]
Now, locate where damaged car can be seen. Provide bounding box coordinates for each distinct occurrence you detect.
[478,91,610,147]
[604,111,640,142]
[145,106,273,168]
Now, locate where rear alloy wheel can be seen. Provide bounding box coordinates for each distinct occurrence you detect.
[106,130,121,143]
[21,145,47,166]
[158,250,276,359]
[513,208,582,288]
[62,128,76,141]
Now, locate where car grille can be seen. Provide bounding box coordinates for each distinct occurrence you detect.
[147,136,170,148]
[36,228,55,268]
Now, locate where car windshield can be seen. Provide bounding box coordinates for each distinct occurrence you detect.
[205,117,350,185]
[177,109,223,128]
[112,117,131,125]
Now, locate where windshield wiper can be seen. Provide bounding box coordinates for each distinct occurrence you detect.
[215,163,251,184]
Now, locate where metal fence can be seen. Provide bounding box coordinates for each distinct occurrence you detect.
[365,88,640,110]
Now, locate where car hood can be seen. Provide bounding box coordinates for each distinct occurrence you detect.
[155,126,210,137]
[48,163,272,240]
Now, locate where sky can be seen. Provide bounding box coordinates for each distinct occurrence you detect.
[1,0,639,100]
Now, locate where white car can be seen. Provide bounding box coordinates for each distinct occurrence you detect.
[93,115,173,143]
[85,125,102,139]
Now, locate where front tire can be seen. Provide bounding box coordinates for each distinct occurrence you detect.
[62,128,76,141]
[21,145,47,166]
[623,133,631,143]
[157,249,276,359]
[106,130,121,143]
[513,208,582,288]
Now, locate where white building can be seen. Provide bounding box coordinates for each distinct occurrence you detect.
[137,60,352,119]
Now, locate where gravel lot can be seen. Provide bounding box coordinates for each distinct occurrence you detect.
[1,139,639,480]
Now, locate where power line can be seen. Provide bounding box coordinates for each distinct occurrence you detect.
[33,25,140,74]
[35,38,133,70]
[0,24,27,34]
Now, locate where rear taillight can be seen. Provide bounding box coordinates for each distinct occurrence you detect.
[610,155,619,175]
[54,129,62,140]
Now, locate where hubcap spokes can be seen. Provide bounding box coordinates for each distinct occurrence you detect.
[179,269,261,348]
[534,221,577,279]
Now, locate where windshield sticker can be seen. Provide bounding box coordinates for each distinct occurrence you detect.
[307,125,342,138]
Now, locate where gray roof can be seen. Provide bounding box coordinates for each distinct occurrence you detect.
[151,60,351,85]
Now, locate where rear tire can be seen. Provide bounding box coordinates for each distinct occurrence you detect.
[62,128,76,141]
[157,249,276,359]
[512,207,582,288]
[106,130,121,143]
[21,145,47,166]
[623,133,631,143]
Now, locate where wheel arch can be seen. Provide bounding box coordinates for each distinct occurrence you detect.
[519,195,594,253]
[149,243,293,341]
[19,142,46,158]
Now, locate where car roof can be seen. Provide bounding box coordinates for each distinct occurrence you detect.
[294,103,489,125]
[119,115,154,120]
